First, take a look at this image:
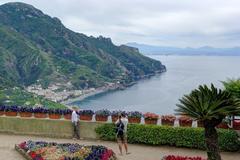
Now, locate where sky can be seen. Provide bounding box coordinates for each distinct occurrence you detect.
[1,0,240,48]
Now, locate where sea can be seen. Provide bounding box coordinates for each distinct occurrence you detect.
[71,55,240,114]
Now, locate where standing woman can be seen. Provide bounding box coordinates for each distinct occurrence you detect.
[115,113,130,155]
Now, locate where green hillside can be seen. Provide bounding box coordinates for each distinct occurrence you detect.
[0,2,165,90]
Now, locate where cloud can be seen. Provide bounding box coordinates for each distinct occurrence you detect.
[1,0,240,47]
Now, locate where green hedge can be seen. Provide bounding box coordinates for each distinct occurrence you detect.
[95,124,240,152]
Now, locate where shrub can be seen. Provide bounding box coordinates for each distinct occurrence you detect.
[0,106,5,111]
[161,115,176,121]
[111,110,126,117]
[62,109,72,115]
[95,124,240,151]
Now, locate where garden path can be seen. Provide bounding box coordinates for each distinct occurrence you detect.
[0,134,239,160]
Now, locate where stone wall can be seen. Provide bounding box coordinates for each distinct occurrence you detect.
[0,116,105,139]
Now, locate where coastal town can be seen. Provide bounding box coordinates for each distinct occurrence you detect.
[26,82,121,103]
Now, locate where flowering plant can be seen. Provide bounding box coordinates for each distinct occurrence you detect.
[161,115,176,122]
[48,108,63,115]
[62,109,72,115]
[144,112,159,120]
[0,106,5,111]
[33,107,49,114]
[111,110,126,117]
[95,109,111,116]
[17,141,117,160]
[4,106,19,112]
[128,111,142,118]
[79,110,94,116]
[19,106,33,113]
[178,116,192,122]
[162,155,206,160]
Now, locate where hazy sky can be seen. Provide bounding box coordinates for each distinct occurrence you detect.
[1,0,240,47]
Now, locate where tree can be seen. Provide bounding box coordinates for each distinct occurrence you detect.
[176,84,240,160]
[222,79,240,98]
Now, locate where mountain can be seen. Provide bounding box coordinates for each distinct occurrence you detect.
[0,2,165,90]
[127,42,240,56]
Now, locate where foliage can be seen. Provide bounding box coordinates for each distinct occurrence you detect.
[4,105,18,112]
[48,108,63,114]
[161,115,176,121]
[222,79,240,99]
[144,112,159,120]
[111,110,125,117]
[95,109,111,116]
[19,106,34,113]
[0,2,165,90]
[95,124,240,152]
[62,109,72,115]
[176,84,240,121]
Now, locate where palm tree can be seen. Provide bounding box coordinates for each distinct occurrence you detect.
[176,84,240,160]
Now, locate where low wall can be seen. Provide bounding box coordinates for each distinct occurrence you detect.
[0,116,105,139]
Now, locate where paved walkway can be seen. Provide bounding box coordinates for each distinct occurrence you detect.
[1,134,240,160]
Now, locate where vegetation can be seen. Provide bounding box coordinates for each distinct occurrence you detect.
[0,88,66,109]
[0,2,165,90]
[95,123,240,152]
[222,79,240,99]
[176,84,240,160]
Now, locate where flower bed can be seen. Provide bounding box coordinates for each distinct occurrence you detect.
[161,115,176,126]
[162,155,206,160]
[48,109,62,119]
[95,110,111,122]
[128,111,142,123]
[19,107,33,118]
[5,106,18,116]
[79,110,94,121]
[144,112,159,124]
[33,107,48,118]
[111,111,125,123]
[0,106,5,116]
[178,116,192,127]
[63,109,72,120]
[16,140,117,160]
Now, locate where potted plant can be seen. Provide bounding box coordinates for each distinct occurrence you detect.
[19,107,33,117]
[144,112,159,125]
[5,106,18,116]
[79,110,94,121]
[48,108,62,119]
[161,115,176,126]
[0,106,5,116]
[63,109,72,120]
[111,111,125,123]
[233,119,240,130]
[217,117,230,129]
[128,111,142,123]
[178,116,192,127]
[95,109,111,122]
[33,107,48,118]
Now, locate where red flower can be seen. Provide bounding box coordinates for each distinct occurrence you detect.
[29,151,37,159]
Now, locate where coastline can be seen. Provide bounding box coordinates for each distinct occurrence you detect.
[61,69,166,106]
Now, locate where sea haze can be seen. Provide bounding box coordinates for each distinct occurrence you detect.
[71,55,240,114]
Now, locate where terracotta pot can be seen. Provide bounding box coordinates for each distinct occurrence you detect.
[233,120,240,130]
[145,119,158,125]
[217,123,229,129]
[64,114,71,120]
[19,112,32,118]
[197,121,204,127]
[34,113,47,118]
[128,117,141,123]
[0,111,4,116]
[49,114,61,119]
[111,115,118,123]
[95,115,108,122]
[179,119,193,127]
[161,119,175,126]
[80,115,92,121]
[5,111,17,117]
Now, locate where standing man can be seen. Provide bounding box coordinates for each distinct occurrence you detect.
[71,106,80,139]
[115,113,130,155]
